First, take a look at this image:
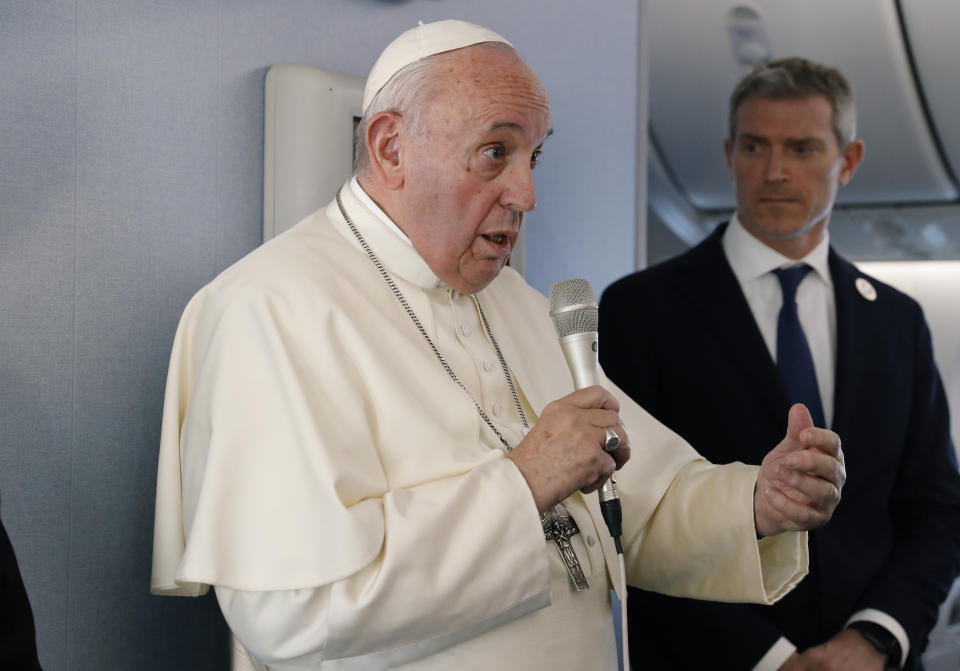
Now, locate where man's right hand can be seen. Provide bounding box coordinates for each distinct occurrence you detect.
[507,386,630,513]
[778,628,887,670]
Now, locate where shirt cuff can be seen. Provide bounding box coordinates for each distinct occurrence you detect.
[752,636,796,671]
[846,609,909,669]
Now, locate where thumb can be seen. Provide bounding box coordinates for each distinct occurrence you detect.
[786,402,814,443]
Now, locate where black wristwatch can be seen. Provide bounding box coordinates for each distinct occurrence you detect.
[847,621,901,670]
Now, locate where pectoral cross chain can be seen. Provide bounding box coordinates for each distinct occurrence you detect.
[336,191,591,593]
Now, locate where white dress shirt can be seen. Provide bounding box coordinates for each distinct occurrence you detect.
[723,215,909,670]
[721,213,836,429]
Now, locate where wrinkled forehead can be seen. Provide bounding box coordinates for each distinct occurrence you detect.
[426,46,552,138]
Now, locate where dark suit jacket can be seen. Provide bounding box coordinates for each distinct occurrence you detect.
[599,225,960,670]
[1,506,43,670]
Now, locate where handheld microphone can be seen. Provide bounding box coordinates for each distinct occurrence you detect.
[549,278,623,553]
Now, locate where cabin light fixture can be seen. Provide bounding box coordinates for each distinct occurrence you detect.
[727,4,771,67]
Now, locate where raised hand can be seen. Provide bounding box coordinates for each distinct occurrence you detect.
[755,403,846,538]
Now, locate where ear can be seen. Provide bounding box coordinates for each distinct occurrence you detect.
[837,139,864,186]
[365,111,405,190]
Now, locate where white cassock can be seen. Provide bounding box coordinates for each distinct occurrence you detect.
[151,179,808,670]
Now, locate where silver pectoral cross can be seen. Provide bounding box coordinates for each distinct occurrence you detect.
[542,506,590,591]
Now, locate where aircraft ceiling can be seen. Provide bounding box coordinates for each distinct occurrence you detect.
[647,0,960,260]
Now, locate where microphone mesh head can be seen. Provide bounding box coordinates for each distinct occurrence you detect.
[549,278,599,337]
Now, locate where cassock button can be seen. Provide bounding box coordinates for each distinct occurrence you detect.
[855,277,877,302]
[586,535,596,547]
[483,360,495,372]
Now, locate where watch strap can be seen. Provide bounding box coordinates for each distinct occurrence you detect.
[847,621,901,670]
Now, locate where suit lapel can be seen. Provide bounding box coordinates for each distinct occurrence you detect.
[829,250,870,436]
[675,226,789,424]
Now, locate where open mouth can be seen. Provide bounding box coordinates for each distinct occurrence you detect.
[485,233,508,244]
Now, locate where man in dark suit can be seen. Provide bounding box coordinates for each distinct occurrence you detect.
[600,57,960,670]
[1,498,43,670]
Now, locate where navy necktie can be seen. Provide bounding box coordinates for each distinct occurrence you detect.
[772,266,826,428]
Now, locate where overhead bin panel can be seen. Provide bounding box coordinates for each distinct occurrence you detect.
[900,0,960,184]
[647,0,957,211]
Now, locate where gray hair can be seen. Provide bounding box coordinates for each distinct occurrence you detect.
[728,57,857,147]
[353,41,520,176]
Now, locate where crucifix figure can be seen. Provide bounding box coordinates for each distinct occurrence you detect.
[542,506,590,591]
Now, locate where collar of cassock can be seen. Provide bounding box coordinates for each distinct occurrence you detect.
[333,176,445,291]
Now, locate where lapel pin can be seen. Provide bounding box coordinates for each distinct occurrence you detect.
[855,277,877,302]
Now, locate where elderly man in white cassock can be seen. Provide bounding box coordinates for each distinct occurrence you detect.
[151,19,846,671]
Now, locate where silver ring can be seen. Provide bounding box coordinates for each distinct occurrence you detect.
[603,428,621,453]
